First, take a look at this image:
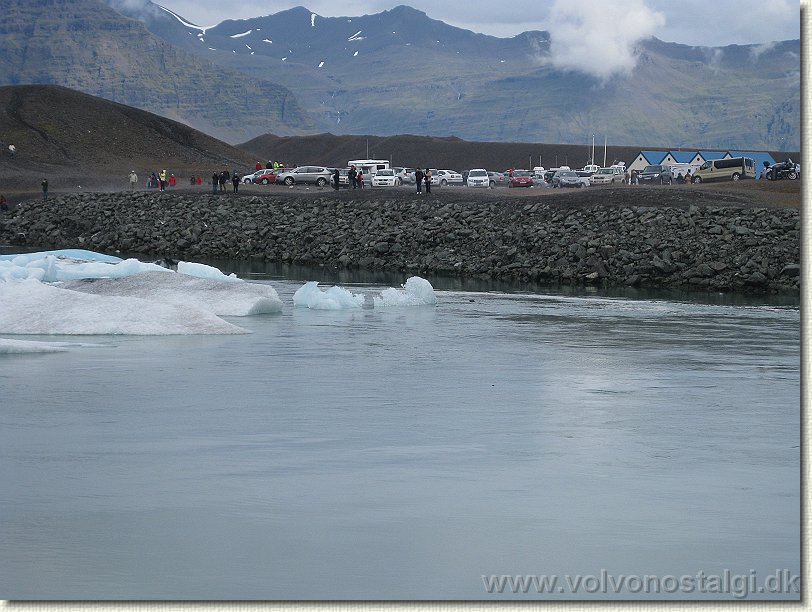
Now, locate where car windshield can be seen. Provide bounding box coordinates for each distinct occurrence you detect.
[377,170,394,176]
[469,170,487,177]
[513,171,531,177]
[598,169,614,175]
[560,171,576,177]
[643,166,660,173]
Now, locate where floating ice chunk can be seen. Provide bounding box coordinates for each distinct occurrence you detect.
[0,251,169,283]
[373,277,436,308]
[318,61,324,68]
[0,249,122,264]
[293,281,365,310]
[177,261,240,282]
[62,272,282,316]
[230,30,253,38]
[0,338,70,354]
[311,13,317,26]
[0,279,246,335]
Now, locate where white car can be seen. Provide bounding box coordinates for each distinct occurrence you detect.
[242,169,267,184]
[371,168,399,187]
[432,169,463,186]
[589,167,625,185]
[466,168,490,188]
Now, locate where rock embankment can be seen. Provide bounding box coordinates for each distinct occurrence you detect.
[0,192,801,293]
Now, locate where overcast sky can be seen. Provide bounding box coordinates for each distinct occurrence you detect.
[152,0,802,47]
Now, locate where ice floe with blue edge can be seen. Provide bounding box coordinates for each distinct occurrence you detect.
[293,281,366,310]
[373,276,437,307]
[0,249,281,336]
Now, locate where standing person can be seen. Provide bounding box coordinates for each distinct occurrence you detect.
[624,169,630,185]
[212,172,219,193]
[129,170,138,190]
[424,168,432,194]
[357,169,364,189]
[685,169,692,185]
[256,161,262,171]
[232,172,240,193]
[190,175,196,187]
[41,178,48,199]
[168,173,177,188]
[8,144,16,157]
[414,168,424,194]
[349,165,357,189]
[196,175,202,186]
[158,169,167,191]
[0,194,8,212]
[332,168,340,191]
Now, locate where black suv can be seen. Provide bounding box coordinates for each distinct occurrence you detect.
[637,164,675,184]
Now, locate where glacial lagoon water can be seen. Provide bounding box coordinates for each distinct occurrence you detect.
[0,258,800,599]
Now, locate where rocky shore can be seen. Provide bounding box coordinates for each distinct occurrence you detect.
[0,191,800,293]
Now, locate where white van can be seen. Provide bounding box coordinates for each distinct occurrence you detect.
[347,159,390,181]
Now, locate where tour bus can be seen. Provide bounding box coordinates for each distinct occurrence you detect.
[347,159,390,181]
[691,157,756,183]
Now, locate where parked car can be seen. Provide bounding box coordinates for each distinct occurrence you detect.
[432,169,463,186]
[589,167,624,186]
[371,168,399,187]
[556,170,590,188]
[466,168,490,188]
[252,169,278,185]
[242,169,267,184]
[508,170,534,188]
[395,167,416,184]
[275,166,333,187]
[637,164,675,184]
[487,171,508,187]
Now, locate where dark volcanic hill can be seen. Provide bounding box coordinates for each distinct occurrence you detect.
[0,0,312,143]
[0,84,255,190]
[113,2,801,150]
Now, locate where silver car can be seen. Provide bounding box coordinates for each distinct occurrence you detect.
[275,166,333,187]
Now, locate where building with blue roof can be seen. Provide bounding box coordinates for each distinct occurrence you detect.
[627,149,775,179]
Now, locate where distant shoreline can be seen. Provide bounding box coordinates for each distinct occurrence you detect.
[0,188,800,294]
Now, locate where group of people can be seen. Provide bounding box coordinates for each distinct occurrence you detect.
[142,170,178,191]
[414,168,432,194]
[213,169,242,193]
[257,160,286,171]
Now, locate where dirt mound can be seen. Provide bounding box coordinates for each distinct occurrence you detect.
[0,84,255,193]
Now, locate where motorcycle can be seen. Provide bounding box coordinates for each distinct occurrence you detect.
[766,158,799,180]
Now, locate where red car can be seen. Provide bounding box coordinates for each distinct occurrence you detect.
[253,170,278,184]
[508,170,534,188]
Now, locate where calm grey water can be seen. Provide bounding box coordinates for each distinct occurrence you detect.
[0,265,800,600]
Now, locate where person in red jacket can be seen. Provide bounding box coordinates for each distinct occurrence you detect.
[255,161,262,171]
[168,174,177,188]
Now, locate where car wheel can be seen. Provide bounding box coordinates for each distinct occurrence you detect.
[693,176,702,184]
[731,173,740,181]
[788,171,798,180]
[316,177,327,187]
[261,178,269,185]
[489,181,495,188]
[397,178,403,186]
[577,183,583,188]
[441,179,448,186]
[610,179,615,184]
[284,177,294,186]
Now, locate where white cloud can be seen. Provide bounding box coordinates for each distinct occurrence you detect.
[541,0,665,81]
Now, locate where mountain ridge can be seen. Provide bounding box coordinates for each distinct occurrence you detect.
[0,0,800,149]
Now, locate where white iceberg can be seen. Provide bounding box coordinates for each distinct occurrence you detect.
[62,271,282,317]
[0,279,247,335]
[0,249,281,336]
[373,276,437,307]
[293,281,365,310]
